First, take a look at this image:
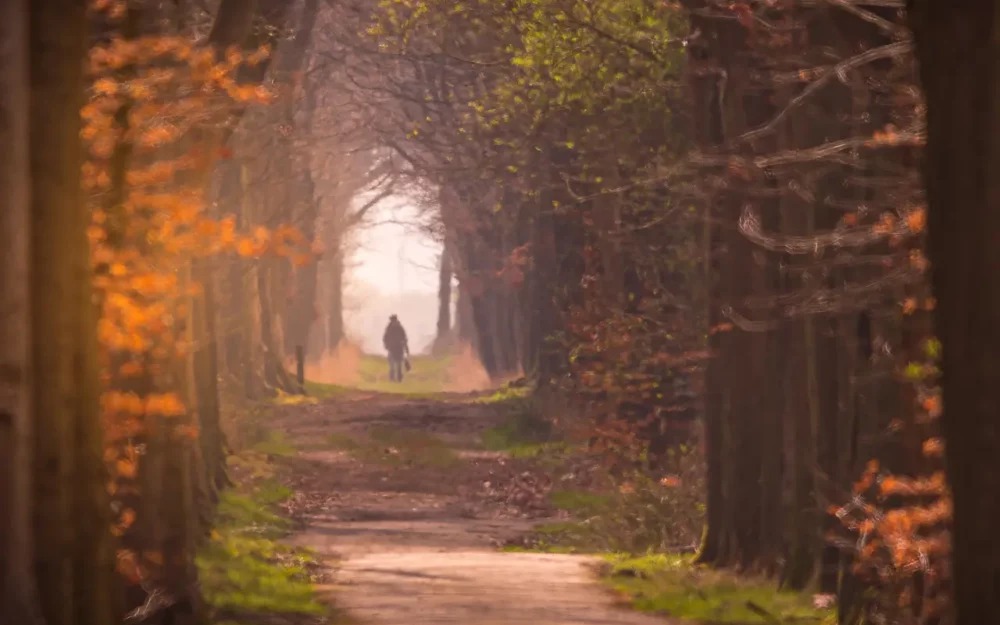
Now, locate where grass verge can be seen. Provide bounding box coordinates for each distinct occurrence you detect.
[199,441,328,622]
[602,554,835,624]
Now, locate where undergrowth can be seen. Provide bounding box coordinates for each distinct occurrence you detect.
[480,395,556,453]
[602,554,835,625]
[508,442,706,554]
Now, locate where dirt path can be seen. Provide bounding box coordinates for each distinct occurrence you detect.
[269,392,670,625]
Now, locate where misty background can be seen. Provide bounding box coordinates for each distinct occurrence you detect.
[343,197,456,355]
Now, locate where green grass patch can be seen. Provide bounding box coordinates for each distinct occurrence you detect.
[508,520,608,554]
[303,380,350,400]
[550,489,614,515]
[199,535,324,617]
[304,353,457,397]
[480,404,555,452]
[476,384,531,404]
[371,427,460,467]
[356,353,454,395]
[510,469,706,554]
[478,390,582,467]
[270,391,319,406]
[251,430,296,457]
[327,427,460,468]
[501,543,581,554]
[214,483,292,539]
[603,554,835,624]
[200,444,327,621]
[506,441,572,459]
[502,520,598,554]
[326,432,362,452]
[226,450,276,480]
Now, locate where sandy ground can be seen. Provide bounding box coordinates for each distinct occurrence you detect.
[269,393,671,625]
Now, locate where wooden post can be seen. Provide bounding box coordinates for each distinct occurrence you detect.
[295,345,305,390]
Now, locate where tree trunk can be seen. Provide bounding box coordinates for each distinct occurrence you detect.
[240,162,265,397]
[258,259,283,389]
[192,261,227,493]
[29,2,117,624]
[456,282,477,348]
[470,289,499,378]
[0,1,42,619]
[326,249,345,351]
[776,81,819,588]
[208,0,294,394]
[277,0,321,359]
[287,257,319,357]
[433,244,453,354]
[908,3,1000,622]
[685,14,728,564]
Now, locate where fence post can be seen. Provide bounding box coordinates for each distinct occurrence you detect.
[295,345,305,390]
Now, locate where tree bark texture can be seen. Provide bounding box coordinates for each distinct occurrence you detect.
[29,2,117,624]
[433,244,453,354]
[908,3,1000,622]
[0,1,42,620]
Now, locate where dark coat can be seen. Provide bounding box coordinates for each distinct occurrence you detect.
[383,319,408,357]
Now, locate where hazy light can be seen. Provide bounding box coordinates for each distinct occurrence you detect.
[346,196,442,354]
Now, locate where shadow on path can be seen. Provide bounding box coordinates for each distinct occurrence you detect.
[271,391,673,625]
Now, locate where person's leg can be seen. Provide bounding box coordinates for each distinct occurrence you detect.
[388,355,397,382]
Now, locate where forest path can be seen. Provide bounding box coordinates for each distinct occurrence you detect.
[269,391,670,625]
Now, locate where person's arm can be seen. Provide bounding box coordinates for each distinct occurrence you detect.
[402,328,409,356]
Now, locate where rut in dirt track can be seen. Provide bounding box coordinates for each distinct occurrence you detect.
[269,391,672,625]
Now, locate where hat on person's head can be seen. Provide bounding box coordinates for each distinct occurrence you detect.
[389,314,398,321]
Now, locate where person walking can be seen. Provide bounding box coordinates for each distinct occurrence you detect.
[382,314,410,382]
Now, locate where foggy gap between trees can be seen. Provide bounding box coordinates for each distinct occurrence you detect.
[300,190,495,393]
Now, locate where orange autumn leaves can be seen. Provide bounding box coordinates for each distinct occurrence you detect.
[82,20,313,564]
[832,171,945,610]
[840,460,952,572]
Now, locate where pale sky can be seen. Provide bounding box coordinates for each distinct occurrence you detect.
[348,195,439,296]
[344,194,447,353]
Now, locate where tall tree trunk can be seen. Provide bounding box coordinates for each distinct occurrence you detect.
[287,256,319,356]
[29,2,117,624]
[456,282,476,348]
[685,14,728,564]
[326,249,345,351]
[470,289,499,378]
[192,263,227,493]
[776,81,820,588]
[258,259,283,389]
[208,0,294,395]
[0,1,41,619]
[908,3,1000,622]
[433,244,453,354]
[240,162,265,397]
[277,0,321,359]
